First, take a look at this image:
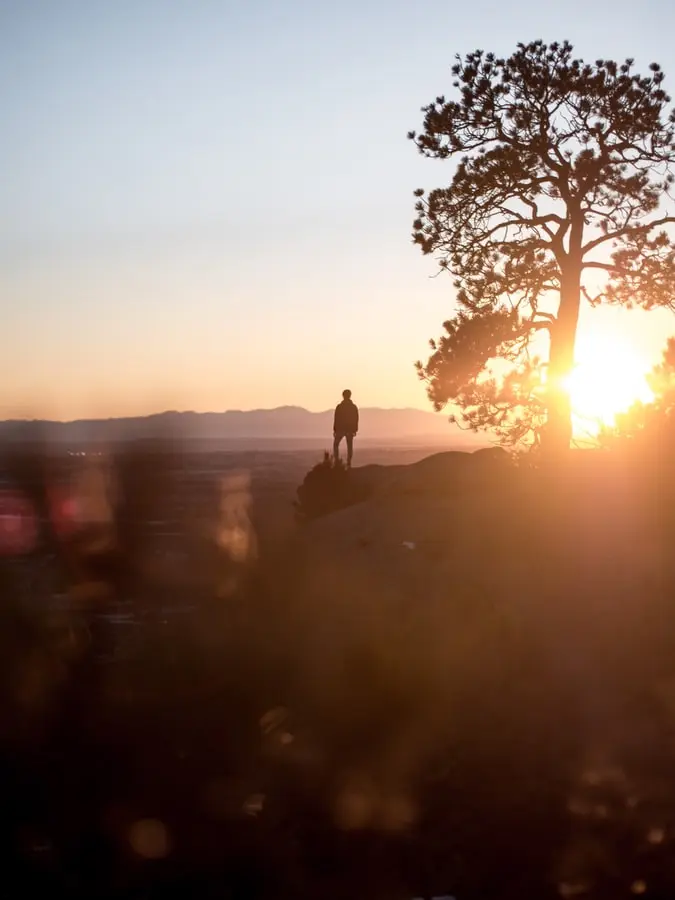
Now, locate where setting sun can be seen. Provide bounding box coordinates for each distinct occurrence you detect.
[564,340,654,432]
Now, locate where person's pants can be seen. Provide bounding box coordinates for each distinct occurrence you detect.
[333,432,354,465]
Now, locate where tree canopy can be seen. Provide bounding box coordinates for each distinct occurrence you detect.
[409,40,675,451]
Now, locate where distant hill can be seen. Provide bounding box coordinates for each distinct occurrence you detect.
[0,406,484,448]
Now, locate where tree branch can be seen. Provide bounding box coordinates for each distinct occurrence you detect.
[581,261,615,271]
[582,215,675,255]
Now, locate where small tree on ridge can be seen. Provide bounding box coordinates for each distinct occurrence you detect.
[409,40,675,452]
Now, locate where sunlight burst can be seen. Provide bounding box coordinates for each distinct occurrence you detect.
[563,341,654,432]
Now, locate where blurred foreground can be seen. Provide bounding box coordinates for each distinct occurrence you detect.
[0,440,674,899]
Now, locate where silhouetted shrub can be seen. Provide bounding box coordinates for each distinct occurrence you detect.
[294,452,367,521]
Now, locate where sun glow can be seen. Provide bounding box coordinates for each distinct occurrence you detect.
[564,339,654,433]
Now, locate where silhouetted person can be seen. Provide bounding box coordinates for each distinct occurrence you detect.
[333,389,359,467]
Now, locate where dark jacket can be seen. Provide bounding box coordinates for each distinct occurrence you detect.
[334,399,359,435]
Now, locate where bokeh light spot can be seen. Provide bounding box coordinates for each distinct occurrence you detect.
[128,818,171,859]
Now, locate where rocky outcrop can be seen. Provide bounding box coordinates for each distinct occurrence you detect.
[281,446,557,826]
[347,446,509,501]
[284,445,668,849]
[291,446,521,696]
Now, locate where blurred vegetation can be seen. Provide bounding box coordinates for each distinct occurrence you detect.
[600,336,675,450]
[294,452,370,521]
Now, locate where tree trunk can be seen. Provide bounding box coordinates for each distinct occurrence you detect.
[544,263,582,457]
[543,377,573,453]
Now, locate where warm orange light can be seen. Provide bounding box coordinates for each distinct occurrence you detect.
[563,339,654,433]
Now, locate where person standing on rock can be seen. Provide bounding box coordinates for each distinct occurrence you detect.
[333,389,359,467]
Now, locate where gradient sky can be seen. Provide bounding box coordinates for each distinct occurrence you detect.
[2,0,675,420]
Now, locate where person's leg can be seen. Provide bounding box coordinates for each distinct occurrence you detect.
[346,433,353,466]
[333,433,342,462]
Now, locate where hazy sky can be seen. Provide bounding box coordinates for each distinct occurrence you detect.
[2,0,675,420]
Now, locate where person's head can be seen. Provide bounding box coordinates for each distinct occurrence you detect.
[342,389,352,400]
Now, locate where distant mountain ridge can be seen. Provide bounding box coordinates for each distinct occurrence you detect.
[0,406,479,446]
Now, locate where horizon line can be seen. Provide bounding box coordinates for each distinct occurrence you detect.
[0,405,447,426]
